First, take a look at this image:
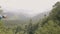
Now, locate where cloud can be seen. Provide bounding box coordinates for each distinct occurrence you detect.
[0,0,60,16]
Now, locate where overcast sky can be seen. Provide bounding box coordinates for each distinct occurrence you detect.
[0,0,60,16]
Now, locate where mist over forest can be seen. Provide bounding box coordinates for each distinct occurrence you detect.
[0,0,60,34]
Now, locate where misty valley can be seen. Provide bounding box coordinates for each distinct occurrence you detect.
[0,1,60,34]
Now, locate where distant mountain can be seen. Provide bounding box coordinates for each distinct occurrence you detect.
[2,11,29,20]
[2,11,30,26]
[32,11,50,23]
[2,11,50,27]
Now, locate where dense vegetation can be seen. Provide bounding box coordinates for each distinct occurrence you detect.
[0,1,60,34]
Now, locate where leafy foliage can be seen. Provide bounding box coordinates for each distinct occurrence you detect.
[0,1,60,34]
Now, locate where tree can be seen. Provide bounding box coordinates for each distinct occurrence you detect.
[34,1,60,34]
[49,1,60,25]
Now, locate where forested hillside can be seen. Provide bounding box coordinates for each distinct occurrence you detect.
[35,1,60,34]
[0,1,60,34]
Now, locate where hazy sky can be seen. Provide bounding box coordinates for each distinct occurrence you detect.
[0,0,60,16]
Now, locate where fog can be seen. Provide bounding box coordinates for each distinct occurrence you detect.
[0,0,60,16]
